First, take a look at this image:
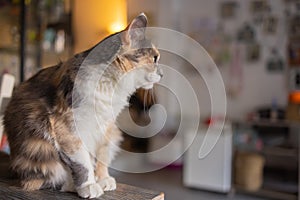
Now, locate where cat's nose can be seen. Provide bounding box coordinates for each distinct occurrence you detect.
[157,67,163,78]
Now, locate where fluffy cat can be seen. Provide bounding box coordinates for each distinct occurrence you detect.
[4,13,162,198]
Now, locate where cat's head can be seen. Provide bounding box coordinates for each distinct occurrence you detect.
[114,13,162,90]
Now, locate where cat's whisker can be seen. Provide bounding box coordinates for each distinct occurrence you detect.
[151,87,156,105]
[143,89,148,114]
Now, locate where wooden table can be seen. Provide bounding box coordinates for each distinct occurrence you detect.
[0,152,164,200]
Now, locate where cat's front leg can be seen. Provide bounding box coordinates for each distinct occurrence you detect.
[52,116,104,198]
[95,144,117,191]
[95,161,117,191]
[55,131,103,198]
[95,123,122,191]
[59,145,104,198]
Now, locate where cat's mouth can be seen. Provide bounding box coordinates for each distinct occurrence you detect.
[146,73,161,83]
[142,83,154,90]
[141,71,162,89]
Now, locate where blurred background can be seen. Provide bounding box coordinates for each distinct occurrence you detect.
[1,0,300,199]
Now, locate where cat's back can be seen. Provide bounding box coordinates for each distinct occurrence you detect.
[3,65,68,189]
[12,65,60,103]
[4,65,61,140]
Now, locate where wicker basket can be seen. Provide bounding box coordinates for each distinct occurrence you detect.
[235,152,265,191]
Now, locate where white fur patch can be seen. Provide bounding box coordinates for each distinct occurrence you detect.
[77,183,103,199]
[73,67,161,161]
[49,162,68,187]
[97,176,116,191]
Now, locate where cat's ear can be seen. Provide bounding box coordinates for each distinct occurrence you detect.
[122,13,148,46]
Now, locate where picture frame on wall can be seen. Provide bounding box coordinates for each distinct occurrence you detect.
[246,43,260,62]
[220,1,239,19]
[250,0,268,14]
[266,49,284,73]
[263,16,278,35]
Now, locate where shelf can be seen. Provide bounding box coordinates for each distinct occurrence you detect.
[233,119,299,199]
[235,186,298,200]
[0,46,18,54]
[264,177,298,194]
[262,146,298,157]
[0,1,74,82]
[0,46,37,57]
[234,120,300,128]
[235,146,298,157]
[42,47,72,67]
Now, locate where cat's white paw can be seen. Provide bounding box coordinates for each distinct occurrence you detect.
[97,176,117,191]
[77,183,104,199]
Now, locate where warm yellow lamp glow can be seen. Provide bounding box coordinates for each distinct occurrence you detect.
[108,22,127,34]
[73,0,127,53]
[106,0,127,34]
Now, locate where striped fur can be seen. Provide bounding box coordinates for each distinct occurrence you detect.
[4,13,161,199]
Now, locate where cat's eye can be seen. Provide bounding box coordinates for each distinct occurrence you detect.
[154,56,159,63]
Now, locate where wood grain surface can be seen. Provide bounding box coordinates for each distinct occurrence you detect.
[0,152,164,200]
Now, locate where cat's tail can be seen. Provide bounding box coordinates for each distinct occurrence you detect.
[10,138,68,191]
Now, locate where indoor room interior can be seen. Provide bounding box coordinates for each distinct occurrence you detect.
[0,0,300,199]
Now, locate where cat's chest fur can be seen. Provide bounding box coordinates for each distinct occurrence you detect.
[72,72,132,155]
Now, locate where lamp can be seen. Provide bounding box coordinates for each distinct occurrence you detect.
[73,0,127,53]
[108,21,126,34]
[104,0,127,34]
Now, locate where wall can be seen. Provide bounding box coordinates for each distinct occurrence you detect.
[127,0,289,121]
[73,0,127,53]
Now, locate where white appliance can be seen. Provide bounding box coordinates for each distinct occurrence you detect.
[183,124,232,193]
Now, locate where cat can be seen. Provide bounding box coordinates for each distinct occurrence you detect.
[4,13,162,199]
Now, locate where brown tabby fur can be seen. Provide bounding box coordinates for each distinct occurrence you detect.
[4,13,161,197]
